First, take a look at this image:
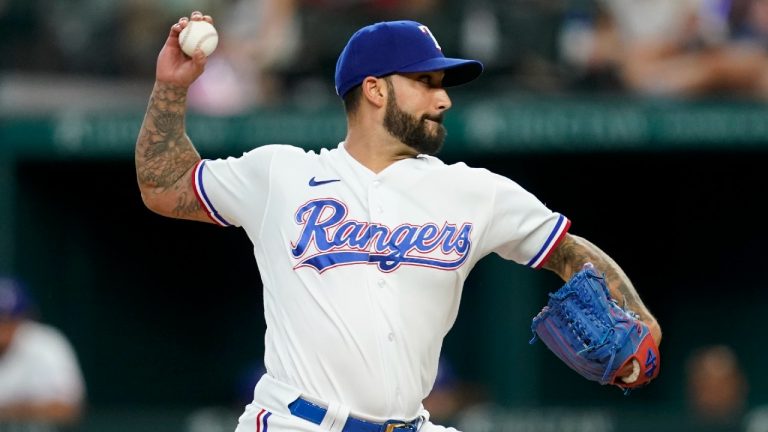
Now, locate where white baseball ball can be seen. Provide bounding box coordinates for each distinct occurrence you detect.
[179,20,219,57]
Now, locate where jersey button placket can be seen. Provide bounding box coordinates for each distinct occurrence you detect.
[367,177,398,403]
[375,279,396,341]
[369,179,384,217]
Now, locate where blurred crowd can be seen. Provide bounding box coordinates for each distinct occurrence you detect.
[3,0,768,112]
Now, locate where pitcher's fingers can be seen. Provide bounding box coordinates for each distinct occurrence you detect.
[168,17,189,39]
[203,14,214,24]
[168,23,181,39]
[190,11,203,20]
[618,361,635,379]
[192,49,208,66]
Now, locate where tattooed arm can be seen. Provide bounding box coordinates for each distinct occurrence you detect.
[135,11,213,223]
[135,82,210,222]
[543,233,662,345]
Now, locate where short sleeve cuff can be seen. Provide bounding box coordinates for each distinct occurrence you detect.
[192,160,233,227]
[525,214,571,269]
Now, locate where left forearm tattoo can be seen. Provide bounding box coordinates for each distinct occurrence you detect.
[544,234,651,323]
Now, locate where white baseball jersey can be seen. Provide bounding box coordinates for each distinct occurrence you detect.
[192,142,569,421]
[0,321,85,406]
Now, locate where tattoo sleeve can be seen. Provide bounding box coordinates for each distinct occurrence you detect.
[135,82,205,220]
[543,234,659,338]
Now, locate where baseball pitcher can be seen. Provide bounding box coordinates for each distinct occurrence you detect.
[135,12,662,432]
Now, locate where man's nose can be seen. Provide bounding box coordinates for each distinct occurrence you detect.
[435,89,452,111]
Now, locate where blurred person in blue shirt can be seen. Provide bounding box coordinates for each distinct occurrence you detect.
[0,277,85,430]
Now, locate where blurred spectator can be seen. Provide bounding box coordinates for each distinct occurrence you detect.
[730,0,768,44]
[0,1,57,72]
[422,356,487,425]
[37,0,120,75]
[744,405,768,432]
[297,0,443,67]
[189,0,449,113]
[423,356,463,424]
[2,1,581,103]
[460,0,566,91]
[0,277,86,431]
[685,344,748,431]
[560,0,768,98]
[558,1,623,91]
[113,1,226,77]
[277,0,447,106]
[188,0,301,113]
[185,0,459,112]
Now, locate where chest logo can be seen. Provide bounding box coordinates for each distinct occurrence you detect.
[290,198,472,273]
[308,177,341,187]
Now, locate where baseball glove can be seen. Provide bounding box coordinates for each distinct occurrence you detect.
[530,263,660,392]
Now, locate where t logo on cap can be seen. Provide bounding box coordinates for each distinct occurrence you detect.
[418,25,441,51]
[334,20,483,97]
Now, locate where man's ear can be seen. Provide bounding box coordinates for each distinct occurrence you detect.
[361,76,387,108]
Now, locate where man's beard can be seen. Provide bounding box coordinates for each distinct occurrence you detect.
[383,86,446,156]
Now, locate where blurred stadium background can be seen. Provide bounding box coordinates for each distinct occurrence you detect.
[2,0,768,431]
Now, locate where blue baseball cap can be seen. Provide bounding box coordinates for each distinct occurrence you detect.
[334,20,483,97]
[0,277,31,319]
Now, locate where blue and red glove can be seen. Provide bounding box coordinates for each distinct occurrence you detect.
[530,264,660,392]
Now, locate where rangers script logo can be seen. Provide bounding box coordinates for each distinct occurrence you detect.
[291,199,472,273]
